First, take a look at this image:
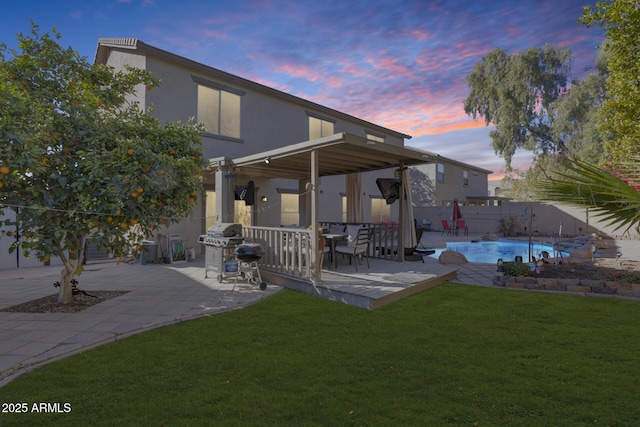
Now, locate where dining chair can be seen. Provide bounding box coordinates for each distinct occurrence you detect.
[335,227,370,271]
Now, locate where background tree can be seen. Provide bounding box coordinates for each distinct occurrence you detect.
[463,45,572,170]
[580,0,640,165]
[0,24,206,304]
[503,52,610,200]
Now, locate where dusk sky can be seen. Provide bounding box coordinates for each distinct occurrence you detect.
[1,0,604,180]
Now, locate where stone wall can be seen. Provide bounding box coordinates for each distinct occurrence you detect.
[493,274,640,299]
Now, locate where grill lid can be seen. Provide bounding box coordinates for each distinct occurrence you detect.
[234,243,264,261]
[207,223,242,237]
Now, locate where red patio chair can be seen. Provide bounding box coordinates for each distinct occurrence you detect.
[441,220,452,236]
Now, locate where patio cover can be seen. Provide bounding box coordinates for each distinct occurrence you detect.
[208,132,436,281]
[212,133,436,179]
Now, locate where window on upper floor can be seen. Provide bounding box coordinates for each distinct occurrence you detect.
[437,163,445,183]
[308,114,335,140]
[366,133,385,143]
[197,84,241,139]
[463,170,469,186]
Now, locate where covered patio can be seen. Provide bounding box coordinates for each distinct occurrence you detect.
[208,132,446,290]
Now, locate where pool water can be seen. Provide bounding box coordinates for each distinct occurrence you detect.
[428,240,568,264]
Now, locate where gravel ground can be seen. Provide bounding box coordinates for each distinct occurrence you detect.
[0,291,129,313]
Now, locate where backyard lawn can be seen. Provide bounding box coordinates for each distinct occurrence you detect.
[2,283,640,426]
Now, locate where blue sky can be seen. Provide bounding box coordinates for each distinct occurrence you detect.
[1,0,604,180]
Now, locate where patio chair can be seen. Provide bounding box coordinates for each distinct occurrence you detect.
[335,227,371,272]
[412,226,434,259]
[441,220,453,236]
[456,219,468,236]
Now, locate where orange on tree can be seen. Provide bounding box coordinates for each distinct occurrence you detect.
[0,166,9,175]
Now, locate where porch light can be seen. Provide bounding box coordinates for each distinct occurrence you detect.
[261,196,268,202]
[496,258,504,272]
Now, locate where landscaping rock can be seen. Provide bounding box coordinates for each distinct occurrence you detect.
[439,250,468,264]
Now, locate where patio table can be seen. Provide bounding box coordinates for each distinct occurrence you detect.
[323,233,347,269]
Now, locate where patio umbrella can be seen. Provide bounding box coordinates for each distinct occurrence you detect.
[402,168,417,251]
[452,198,462,223]
[346,173,364,223]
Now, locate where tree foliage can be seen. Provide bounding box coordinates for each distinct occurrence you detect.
[0,23,206,303]
[580,0,640,165]
[502,52,610,201]
[534,157,640,234]
[464,45,572,170]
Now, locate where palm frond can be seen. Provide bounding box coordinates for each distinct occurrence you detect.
[535,157,640,233]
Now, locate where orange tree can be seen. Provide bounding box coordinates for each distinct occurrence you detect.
[0,24,206,304]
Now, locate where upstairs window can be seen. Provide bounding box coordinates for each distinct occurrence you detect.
[308,114,335,140]
[437,163,445,183]
[366,133,385,143]
[463,170,469,186]
[193,75,243,139]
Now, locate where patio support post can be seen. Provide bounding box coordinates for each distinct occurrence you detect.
[215,159,235,224]
[310,149,320,281]
[398,160,405,262]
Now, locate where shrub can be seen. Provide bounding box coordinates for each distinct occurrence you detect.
[618,272,640,284]
[497,216,522,237]
[502,261,531,277]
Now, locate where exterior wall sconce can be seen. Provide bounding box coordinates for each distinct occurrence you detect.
[261,196,268,202]
[264,157,271,164]
[496,258,504,272]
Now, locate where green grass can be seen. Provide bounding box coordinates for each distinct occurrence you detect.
[2,284,640,426]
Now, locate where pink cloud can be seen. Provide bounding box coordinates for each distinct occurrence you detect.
[202,30,227,40]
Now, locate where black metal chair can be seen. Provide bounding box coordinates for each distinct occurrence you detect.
[335,227,370,271]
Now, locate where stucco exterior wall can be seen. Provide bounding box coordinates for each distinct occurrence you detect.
[410,160,490,207]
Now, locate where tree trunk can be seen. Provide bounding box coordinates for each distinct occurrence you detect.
[57,242,83,304]
[58,257,78,304]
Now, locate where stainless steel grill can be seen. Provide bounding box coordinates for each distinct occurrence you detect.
[199,223,244,282]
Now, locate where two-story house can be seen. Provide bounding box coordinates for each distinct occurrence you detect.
[93,38,439,256]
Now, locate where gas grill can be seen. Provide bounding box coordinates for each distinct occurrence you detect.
[199,223,244,282]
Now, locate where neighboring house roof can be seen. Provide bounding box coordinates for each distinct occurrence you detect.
[417,153,493,175]
[95,38,411,142]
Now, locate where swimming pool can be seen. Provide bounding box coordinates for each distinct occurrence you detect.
[428,240,569,264]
